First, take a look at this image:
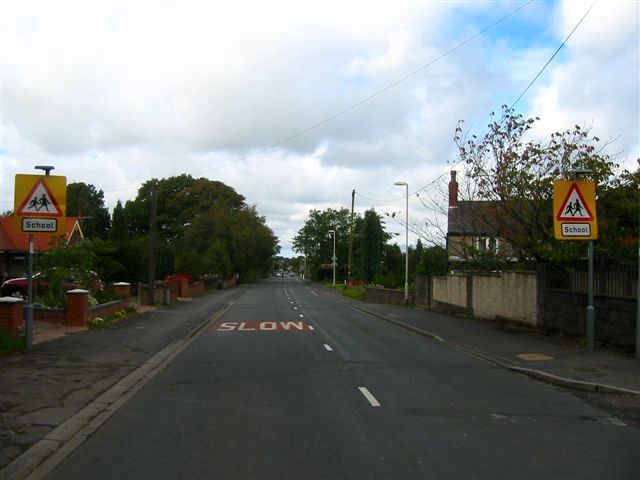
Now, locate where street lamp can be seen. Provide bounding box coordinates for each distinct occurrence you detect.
[328,229,336,286]
[394,181,409,304]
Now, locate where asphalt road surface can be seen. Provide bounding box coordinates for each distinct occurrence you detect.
[47,278,639,479]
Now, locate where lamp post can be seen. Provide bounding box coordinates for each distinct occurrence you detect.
[328,229,336,286]
[394,181,409,304]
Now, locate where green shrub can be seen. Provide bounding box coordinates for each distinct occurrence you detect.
[0,326,24,355]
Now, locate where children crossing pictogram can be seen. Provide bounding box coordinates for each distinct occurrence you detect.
[556,183,594,221]
[17,179,63,217]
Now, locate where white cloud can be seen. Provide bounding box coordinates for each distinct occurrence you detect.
[527,0,639,169]
[1,0,637,256]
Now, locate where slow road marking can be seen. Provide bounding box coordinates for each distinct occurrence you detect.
[214,321,314,332]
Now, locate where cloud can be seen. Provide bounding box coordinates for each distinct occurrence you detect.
[527,0,639,168]
[1,0,637,256]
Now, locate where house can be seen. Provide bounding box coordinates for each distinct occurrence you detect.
[0,216,84,281]
[446,171,509,262]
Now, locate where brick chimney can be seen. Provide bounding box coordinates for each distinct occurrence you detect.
[448,171,458,207]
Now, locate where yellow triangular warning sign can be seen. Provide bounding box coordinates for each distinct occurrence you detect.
[556,183,594,221]
[16,179,63,217]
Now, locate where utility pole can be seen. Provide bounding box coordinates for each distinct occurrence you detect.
[347,189,355,284]
[636,186,639,359]
[147,181,158,306]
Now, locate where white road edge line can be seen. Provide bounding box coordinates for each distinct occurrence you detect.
[323,344,333,352]
[358,387,381,407]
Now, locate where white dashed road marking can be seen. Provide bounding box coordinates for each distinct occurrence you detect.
[358,387,381,407]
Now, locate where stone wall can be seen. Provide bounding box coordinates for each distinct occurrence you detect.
[471,272,537,326]
[365,287,413,305]
[541,289,636,350]
[430,274,467,315]
[414,270,636,350]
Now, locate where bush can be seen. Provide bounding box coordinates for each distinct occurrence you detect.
[0,326,24,355]
[373,274,402,289]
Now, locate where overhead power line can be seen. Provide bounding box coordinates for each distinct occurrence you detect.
[358,1,597,206]
[196,0,535,175]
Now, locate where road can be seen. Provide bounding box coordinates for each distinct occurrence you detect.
[47,278,639,479]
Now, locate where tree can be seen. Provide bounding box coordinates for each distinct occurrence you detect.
[416,245,449,275]
[38,239,97,306]
[109,200,128,242]
[66,182,110,239]
[121,175,278,281]
[455,105,625,263]
[357,209,389,283]
[595,168,639,263]
[292,208,353,279]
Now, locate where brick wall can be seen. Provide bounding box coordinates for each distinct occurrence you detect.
[0,298,24,335]
[186,281,205,297]
[33,307,66,324]
[89,299,128,321]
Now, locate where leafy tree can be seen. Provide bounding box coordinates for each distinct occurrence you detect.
[357,209,389,283]
[596,168,639,263]
[416,245,449,275]
[66,182,111,239]
[121,175,277,281]
[109,200,128,242]
[292,208,353,279]
[172,199,278,280]
[124,175,245,242]
[38,239,97,306]
[455,105,626,263]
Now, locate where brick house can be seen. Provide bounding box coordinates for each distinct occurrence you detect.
[0,216,84,281]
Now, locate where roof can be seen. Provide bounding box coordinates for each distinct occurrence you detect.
[0,217,84,252]
[447,201,500,236]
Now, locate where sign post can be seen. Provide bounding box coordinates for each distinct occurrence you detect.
[13,168,66,349]
[553,177,597,352]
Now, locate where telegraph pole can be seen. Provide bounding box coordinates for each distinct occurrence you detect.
[147,181,158,306]
[347,189,355,284]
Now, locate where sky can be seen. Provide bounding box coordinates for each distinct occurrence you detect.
[1,0,638,257]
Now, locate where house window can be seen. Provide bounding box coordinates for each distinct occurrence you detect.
[476,237,500,254]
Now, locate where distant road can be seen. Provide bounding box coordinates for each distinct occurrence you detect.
[48,278,640,479]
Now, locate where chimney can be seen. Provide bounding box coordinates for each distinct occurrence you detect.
[448,171,458,207]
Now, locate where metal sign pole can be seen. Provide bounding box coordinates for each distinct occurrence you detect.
[587,240,595,353]
[25,234,34,350]
[636,207,639,359]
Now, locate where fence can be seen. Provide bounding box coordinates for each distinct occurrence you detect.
[545,263,637,299]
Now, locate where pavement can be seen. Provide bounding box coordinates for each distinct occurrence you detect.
[0,280,638,478]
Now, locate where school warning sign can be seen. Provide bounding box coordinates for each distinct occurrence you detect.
[14,174,67,234]
[553,180,597,240]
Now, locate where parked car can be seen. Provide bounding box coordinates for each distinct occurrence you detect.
[1,271,104,300]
